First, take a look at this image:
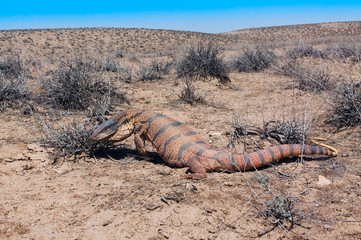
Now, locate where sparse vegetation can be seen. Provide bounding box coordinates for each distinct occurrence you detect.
[264,120,309,144]
[228,112,309,146]
[0,55,29,111]
[40,118,96,160]
[260,194,304,229]
[286,45,324,59]
[327,80,361,129]
[41,57,128,114]
[0,24,361,240]
[0,56,25,78]
[322,43,361,61]
[175,42,230,83]
[178,78,206,105]
[276,60,333,92]
[137,59,172,81]
[232,46,276,72]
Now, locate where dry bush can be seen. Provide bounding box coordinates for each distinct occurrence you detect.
[175,42,230,83]
[41,57,128,116]
[296,68,333,93]
[0,56,26,79]
[264,120,309,144]
[286,46,324,59]
[177,78,206,105]
[227,112,309,147]
[258,192,304,231]
[98,58,124,73]
[98,58,133,82]
[322,43,361,62]
[232,46,276,72]
[274,59,301,78]
[40,118,95,160]
[327,80,361,129]
[137,59,172,81]
[275,60,333,93]
[0,55,29,111]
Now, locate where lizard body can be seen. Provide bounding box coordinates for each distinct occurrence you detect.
[90,109,338,179]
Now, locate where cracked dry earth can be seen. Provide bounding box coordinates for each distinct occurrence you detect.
[1,71,361,240]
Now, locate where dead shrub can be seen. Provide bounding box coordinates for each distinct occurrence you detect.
[275,60,332,92]
[137,60,172,81]
[41,57,128,115]
[296,68,333,93]
[264,120,309,144]
[175,42,230,83]
[0,56,25,79]
[40,118,95,160]
[98,58,123,73]
[286,46,324,59]
[227,112,309,147]
[322,43,361,62]
[178,78,206,105]
[327,80,361,129]
[232,46,276,72]
[0,64,29,111]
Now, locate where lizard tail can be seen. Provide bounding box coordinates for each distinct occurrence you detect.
[236,139,338,170]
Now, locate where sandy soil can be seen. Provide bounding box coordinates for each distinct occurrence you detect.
[1,24,361,239]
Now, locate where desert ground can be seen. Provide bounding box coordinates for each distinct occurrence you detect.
[0,22,361,239]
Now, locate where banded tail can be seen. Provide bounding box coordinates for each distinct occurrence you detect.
[236,140,338,171]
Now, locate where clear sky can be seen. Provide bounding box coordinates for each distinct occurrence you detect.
[0,1,360,33]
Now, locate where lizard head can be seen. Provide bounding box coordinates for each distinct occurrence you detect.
[89,118,134,142]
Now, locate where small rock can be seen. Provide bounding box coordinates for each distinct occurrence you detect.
[146,202,160,211]
[224,181,234,186]
[209,131,222,138]
[324,224,334,230]
[159,169,171,175]
[14,153,25,160]
[317,175,331,186]
[185,183,198,193]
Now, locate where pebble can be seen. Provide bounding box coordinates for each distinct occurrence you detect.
[317,175,331,186]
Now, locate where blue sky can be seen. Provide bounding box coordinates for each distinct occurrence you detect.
[0,1,360,33]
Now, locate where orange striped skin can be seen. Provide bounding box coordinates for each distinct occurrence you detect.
[90,109,337,179]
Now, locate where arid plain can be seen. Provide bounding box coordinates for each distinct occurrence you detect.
[0,22,361,239]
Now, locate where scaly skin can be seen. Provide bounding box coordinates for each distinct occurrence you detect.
[89,109,338,179]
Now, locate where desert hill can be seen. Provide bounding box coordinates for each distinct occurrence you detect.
[224,21,361,43]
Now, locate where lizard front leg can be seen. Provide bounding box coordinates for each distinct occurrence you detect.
[134,132,147,156]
